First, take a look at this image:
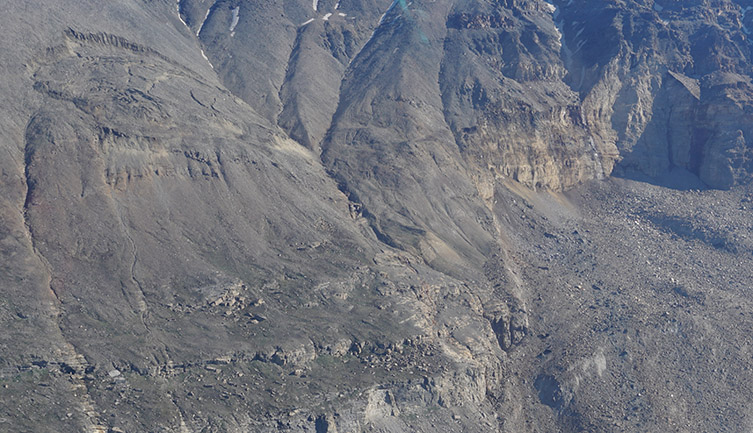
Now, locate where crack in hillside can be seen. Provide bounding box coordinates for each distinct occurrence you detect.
[275,31,298,141]
[437,25,465,158]
[113,201,151,332]
[312,2,409,247]
[112,198,176,377]
[22,119,108,433]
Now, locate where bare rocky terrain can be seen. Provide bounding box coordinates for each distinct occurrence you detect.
[2,0,753,431]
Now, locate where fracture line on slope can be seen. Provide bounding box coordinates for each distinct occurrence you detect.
[114,202,149,323]
[22,132,108,433]
[353,0,400,62]
[379,0,400,25]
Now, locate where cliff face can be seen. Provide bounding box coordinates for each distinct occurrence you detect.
[3,0,753,432]
[186,0,753,194]
[189,0,753,269]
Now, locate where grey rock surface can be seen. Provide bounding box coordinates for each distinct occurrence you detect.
[1,0,753,432]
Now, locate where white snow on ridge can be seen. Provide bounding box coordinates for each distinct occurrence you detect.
[313,0,319,11]
[201,49,214,69]
[175,0,214,70]
[542,1,556,14]
[338,12,346,16]
[301,18,315,26]
[176,0,191,30]
[229,7,240,32]
[351,0,399,66]
[335,0,341,9]
[197,9,211,36]
[322,12,332,20]
[379,0,400,25]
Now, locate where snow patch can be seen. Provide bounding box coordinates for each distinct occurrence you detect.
[176,0,191,30]
[542,1,556,14]
[313,0,319,11]
[575,38,586,52]
[571,25,587,53]
[352,0,400,66]
[176,0,214,70]
[301,18,315,26]
[338,12,346,17]
[229,6,240,32]
[335,0,341,9]
[379,0,400,26]
[201,49,214,69]
[197,9,211,36]
[322,12,332,20]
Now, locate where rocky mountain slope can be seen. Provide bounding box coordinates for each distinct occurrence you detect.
[2,0,753,431]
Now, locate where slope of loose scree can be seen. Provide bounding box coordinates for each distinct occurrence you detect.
[2,0,753,432]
